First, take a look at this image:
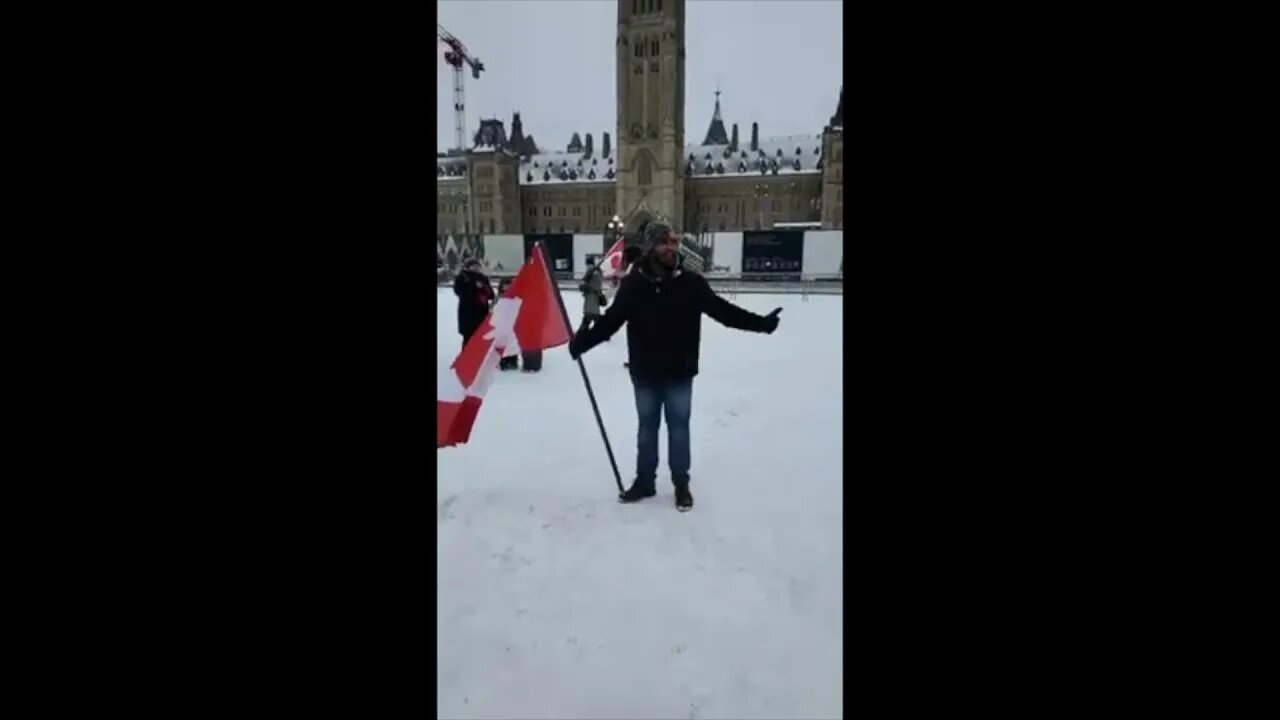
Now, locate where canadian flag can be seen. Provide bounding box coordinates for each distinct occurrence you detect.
[599,238,628,278]
[438,244,572,448]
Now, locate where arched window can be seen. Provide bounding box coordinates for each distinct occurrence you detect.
[637,151,654,187]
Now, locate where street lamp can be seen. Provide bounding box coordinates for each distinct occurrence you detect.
[606,214,623,244]
[753,184,770,229]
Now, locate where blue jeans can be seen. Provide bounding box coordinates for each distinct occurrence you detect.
[632,376,693,482]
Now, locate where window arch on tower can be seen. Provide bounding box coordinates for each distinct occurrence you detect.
[636,151,655,187]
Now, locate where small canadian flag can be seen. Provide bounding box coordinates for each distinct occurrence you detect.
[599,238,628,278]
[437,244,572,448]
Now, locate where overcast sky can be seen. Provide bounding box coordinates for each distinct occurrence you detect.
[437,0,843,153]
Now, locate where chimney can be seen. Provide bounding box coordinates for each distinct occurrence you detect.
[750,122,759,152]
[730,123,739,152]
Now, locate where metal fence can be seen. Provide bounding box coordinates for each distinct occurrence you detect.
[438,268,842,297]
[706,273,843,300]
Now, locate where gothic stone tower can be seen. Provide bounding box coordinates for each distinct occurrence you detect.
[616,0,685,233]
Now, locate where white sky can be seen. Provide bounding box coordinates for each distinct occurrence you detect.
[437,0,844,153]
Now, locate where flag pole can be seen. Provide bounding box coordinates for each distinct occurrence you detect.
[535,242,624,494]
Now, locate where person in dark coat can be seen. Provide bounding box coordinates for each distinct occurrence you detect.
[453,258,494,348]
[569,221,781,511]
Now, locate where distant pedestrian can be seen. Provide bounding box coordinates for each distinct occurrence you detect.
[579,263,607,336]
[453,258,494,348]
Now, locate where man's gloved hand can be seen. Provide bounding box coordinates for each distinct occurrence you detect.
[760,307,782,334]
[568,335,584,359]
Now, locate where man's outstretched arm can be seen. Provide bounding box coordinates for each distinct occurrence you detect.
[570,281,635,357]
[696,275,780,333]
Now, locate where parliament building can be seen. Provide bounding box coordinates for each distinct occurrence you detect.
[436,0,844,239]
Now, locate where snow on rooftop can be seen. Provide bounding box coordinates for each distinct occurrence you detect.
[438,156,468,181]
[512,134,825,186]
[520,150,615,185]
[686,134,824,180]
[437,133,828,185]
[437,289,843,719]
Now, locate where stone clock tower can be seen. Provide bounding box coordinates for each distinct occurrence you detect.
[616,0,685,233]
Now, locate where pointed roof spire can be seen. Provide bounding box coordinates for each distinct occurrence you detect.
[701,86,730,145]
[828,86,844,129]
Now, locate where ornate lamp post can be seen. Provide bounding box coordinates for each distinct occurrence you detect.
[606,214,623,245]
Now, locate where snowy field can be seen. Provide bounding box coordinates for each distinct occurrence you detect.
[438,289,843,719]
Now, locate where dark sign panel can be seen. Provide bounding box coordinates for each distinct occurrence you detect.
[742,230,804,279]
[523,234,575,278]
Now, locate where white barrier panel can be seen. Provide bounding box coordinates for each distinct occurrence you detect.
[485,235,525,273]
[801,230,843,275]
[711,232,744,275]
[573,234,606,276]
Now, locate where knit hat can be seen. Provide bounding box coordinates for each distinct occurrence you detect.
[638,220,675,254]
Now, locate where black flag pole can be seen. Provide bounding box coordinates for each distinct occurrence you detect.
[535,242,624,494]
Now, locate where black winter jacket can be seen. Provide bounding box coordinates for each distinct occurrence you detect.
[573,264,771,379]
[453,270,494,336]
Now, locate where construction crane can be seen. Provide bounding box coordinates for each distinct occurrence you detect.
[437,23,484,153]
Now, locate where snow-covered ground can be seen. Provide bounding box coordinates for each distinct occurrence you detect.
[438,289,843,720]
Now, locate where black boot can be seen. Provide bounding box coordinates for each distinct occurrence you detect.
[618,476,656,503]
[673,475,694,511]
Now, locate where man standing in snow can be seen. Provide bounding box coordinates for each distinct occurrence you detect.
[453,258,494,348]
[568,221,781,511]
